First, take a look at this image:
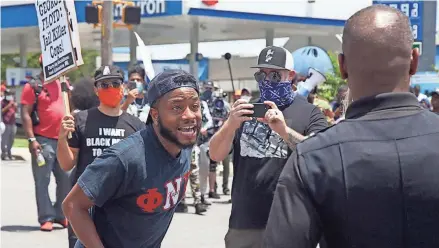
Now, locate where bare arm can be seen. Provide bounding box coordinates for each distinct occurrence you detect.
[209,99,253,162]
[62,184,104,248]
[209,120,237,162]
[21,104,35,140]
[2,102,13,113]
[57,114,79,171]
[121,89,138,111]
[121,99,131,111]
[57,139,79,171]
[279,127,306,150]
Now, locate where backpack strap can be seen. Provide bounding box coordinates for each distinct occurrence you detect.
[27,77,43,110]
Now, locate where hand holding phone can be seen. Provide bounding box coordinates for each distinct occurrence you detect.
[127,81,137,91]
[244,103,270,118]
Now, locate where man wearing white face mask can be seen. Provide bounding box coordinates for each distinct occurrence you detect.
[122,66,150,123]
[1,88,17,160]
[240,88,252,102]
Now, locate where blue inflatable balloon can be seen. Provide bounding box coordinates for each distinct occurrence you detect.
[292,46,334,77]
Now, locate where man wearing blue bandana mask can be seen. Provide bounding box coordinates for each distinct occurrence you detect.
[209,46,328,248]
[122,66,150,123]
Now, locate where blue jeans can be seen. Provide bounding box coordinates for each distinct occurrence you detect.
[31,135,70,224]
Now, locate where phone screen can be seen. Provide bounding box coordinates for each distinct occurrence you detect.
[127,81,137,90]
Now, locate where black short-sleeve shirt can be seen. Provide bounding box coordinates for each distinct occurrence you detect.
[230,95,328,229]
[69,107,145,184]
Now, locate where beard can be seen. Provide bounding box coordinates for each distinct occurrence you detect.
[157,115,199,149]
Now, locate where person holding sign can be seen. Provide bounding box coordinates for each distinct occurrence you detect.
[57,65,145,247]
[20,55,71,231]
[62,70,201,248]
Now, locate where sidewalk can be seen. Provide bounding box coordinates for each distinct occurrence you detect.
[10,147,31,162]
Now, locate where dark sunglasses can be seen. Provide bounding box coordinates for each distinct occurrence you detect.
[254,70,282,83]
[96,81,122,89]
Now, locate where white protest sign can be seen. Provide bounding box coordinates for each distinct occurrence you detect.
[35,0,77,82]
[134,32,156,80]
[65,0,83,66]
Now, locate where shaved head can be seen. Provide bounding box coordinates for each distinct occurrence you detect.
[339,5,418,100]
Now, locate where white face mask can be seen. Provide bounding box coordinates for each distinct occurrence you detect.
[5,96,13,101]
[240,95,251,102]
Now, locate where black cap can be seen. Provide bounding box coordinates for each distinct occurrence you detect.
[94,65,124,82]
[251,46,294,71]
[147,69,199,106]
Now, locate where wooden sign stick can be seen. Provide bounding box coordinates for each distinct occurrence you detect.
[60,75,72,139]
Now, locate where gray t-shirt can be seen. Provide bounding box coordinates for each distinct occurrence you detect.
[76,125,191,248]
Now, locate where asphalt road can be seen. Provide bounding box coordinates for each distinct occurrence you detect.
[0,156,232,248]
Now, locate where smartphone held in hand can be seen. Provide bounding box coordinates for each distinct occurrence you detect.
[244,103,270,118]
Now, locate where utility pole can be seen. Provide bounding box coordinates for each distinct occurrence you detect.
[101,0,113,66]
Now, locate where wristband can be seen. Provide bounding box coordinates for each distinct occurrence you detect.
[28,137,37,143]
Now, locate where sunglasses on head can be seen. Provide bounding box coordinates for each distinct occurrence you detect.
[96,81,122,89]
[254,70,282,83]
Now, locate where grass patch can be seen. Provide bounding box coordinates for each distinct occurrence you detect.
[13,138,28,148]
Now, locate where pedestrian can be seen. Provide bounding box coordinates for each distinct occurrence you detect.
[1,88,17,160]
[209,46,328,248]
[431,90,439,114]
[69,77,100,114]
[62,69,201,248]
[65,77,99,248]
[20,55,70,231]
[58,67,145,248]
[264,5,439,247]
[121,65,150,122]
[175,94,212,214]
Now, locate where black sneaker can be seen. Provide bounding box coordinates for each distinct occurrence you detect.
[194,203,207,215]
[175,203,188,213]
[223,188,230,195]
[1,154,7,160]
[201,195,211,205]
[209,191,220,199]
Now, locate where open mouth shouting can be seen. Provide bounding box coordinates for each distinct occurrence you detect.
[177,125,198,140]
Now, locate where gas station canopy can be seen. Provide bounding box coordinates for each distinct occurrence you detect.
[1,0,373,55]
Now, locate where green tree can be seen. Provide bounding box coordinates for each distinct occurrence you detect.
[1,50,99,83]
[317,51,347,101]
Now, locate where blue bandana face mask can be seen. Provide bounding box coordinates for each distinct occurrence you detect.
[258,80,295,107]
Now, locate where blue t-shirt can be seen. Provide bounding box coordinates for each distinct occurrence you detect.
[76,124,191,248]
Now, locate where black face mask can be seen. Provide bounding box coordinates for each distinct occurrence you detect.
[202,90,213,100]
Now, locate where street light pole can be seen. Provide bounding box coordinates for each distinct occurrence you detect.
[101,1,113,66]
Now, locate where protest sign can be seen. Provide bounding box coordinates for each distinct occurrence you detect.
[35,0,77,82]
[134,31,156,81]
[65,0,83,66]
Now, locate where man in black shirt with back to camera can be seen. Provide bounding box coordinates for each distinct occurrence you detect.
[209,46,328,248]
[264,5,439,248]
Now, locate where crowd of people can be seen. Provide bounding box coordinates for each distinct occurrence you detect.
[2,4,439,248]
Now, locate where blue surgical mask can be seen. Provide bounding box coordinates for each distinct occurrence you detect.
[136,81,144,93]
[258,80,295,107]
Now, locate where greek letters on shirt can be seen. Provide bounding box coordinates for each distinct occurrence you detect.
[136,171,191,213]
[86,128,127,157]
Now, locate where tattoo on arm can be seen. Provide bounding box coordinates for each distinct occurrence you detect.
[284,128,305,150]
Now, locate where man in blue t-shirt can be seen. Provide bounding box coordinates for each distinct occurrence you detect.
[62,70,202,248]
